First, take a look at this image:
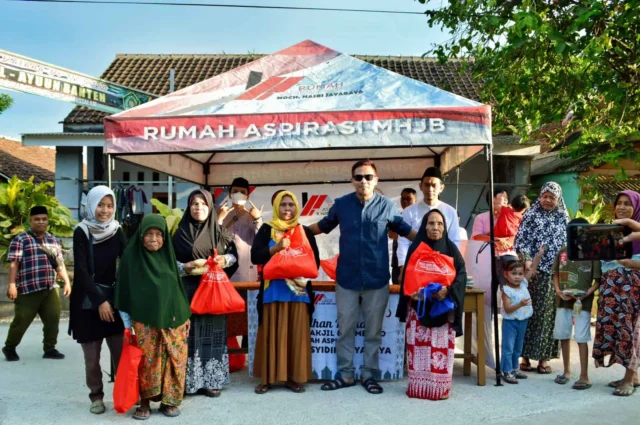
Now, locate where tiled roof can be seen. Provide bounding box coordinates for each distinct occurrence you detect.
[0,137,56,183]
[531,152,595,176]
[63,54,482,125]
[593,176,640,205]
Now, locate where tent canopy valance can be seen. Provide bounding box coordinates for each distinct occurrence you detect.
[103,40,491,185]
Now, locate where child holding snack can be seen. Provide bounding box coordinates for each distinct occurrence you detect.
[552,218,601,389]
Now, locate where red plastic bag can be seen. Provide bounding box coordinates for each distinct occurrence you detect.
[403,242,456,296]
[320,254,339,280]
[191,253,246,315]
[113,329,143,414]
[263,225,319,280]
[227,336,246,373]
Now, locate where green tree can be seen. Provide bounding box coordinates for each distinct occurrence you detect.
[0,93,12,114]
[419,0,639,169]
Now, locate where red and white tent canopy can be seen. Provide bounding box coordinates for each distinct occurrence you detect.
[104,40,491,185]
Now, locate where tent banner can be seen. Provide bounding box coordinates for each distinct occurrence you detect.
[105,40,491,154]
[247,290,405,380]
[0,49,155,114]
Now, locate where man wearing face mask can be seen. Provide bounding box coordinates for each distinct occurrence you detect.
[218,178,263,283]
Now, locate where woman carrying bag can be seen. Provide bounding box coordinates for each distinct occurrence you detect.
[251,191,320,394]
[69,185,126,415]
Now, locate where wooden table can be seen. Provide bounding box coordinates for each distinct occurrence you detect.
[232,282,486,386]
[455,288,486,386]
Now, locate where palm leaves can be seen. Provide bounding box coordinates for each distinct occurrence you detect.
[0,176,77,264]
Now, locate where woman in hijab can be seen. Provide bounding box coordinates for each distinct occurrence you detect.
[593,190,640,396]
[172,189,239,398]
[251,191,319,394]
[514,182,569,374]
[397,209,466,400]
[69,185,126,414]
[115,214,191,419]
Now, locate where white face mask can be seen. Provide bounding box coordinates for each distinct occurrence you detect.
[230,192,248,206]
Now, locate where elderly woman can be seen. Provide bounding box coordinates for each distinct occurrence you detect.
[172,189,238,398]
[69,186,126,414]
[593,190,640,396]
[397,210,466,400]
[115,214,192,419]
[514,182,569,374]
[251,191,319,394]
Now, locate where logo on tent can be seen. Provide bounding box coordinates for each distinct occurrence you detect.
[237,76,304,101]
[301,194,333,217]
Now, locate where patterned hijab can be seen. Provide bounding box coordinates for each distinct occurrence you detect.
[77,185,120,243]
[514,182,570,272]
[615,190,640,255]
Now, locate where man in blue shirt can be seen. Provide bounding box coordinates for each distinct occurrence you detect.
[309,160,415,394]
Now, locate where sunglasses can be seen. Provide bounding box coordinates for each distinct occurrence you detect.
[353,174,376,182]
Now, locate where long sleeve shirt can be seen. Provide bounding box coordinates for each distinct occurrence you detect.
[397,200,461,265]
[222,210,261,282]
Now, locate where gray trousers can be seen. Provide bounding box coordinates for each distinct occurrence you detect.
[80,334,123,401]
[335,284,389,380]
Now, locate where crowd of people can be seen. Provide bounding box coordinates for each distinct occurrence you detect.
[3,160,640,419]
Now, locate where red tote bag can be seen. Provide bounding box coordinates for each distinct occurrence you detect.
[190,252,246,315]
[113,329,143,414]
[263,225,319,280]
[403,242,456,296]
[320,254,339,281]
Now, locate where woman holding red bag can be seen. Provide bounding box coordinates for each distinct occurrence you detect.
[172,189,239,399]
[251,191,320,394]
[397,210,467,400]
[115,214,191,419]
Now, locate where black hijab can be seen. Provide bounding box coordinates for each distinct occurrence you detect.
[172,189,239,282]
[397,209,467,336]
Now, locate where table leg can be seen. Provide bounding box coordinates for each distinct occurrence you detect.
[476,294,486,386]
[463,311,472,376]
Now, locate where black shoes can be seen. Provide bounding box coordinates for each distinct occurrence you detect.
[42,349,65,360]
[2,346,20,362]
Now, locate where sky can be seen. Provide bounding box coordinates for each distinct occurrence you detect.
[0,0,448,139]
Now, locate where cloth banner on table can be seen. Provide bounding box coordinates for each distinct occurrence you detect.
[458,240,496,369]
[247,290,405,380]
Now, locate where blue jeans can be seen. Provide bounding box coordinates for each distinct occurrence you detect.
[501,319,529,374]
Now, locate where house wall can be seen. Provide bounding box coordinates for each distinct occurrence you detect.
[55,147,83,220]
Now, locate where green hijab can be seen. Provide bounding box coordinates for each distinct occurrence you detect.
[115,214,191,329]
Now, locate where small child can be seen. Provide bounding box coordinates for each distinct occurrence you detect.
[552,218,601,390]
[495,195,531,261]
[500,245,544,384]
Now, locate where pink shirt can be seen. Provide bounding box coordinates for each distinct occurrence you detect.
[471,211,497,239]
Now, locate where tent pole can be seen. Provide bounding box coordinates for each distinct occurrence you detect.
[486,145,502,386]
[107,154,112,189]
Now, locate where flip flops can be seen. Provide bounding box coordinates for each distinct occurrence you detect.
[613,386,636,397]
[608,380,640,388]
[572,381,592,390]
[554,375,570,385]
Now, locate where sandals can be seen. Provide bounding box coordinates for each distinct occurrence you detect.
[554,375,570,385]
[519,362,532,372]
[572,381,592,390]
[513,370,528,379]
[159,404,181,417]
[537,364,552,374]
[613,386,636,397]
[503,373,518,384]
[254,384,271,394]
[608,380,640,388]
[361,378,384,394]
[285,381,306,393]
[200,389,221,398]
[132,407,151,421]
[321,376,357,391]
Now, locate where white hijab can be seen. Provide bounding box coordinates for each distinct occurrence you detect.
[78,185,120,244]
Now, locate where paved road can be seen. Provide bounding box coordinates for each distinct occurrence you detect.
[0,321,638,425]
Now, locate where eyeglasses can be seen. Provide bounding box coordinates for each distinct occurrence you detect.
[353,174,376,182]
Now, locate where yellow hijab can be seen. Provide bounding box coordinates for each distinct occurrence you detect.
[268,190,300,241]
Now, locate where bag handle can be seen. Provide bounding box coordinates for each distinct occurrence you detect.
[416,287,428,319]
[88,232,95,279]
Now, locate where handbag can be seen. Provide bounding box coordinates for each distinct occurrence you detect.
[190,250,246,315]
[113,329,143,414]
[82,233,115,310]
[263,225,319,280]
